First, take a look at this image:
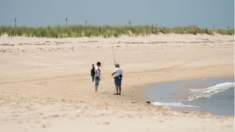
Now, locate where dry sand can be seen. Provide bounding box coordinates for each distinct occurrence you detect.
[0,34,234,132]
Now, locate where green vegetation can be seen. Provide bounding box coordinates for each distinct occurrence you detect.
[0,25,233,38]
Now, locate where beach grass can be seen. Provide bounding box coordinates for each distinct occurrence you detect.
[0,25,233,38]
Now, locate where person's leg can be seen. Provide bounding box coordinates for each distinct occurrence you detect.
[118,86,122,95]
[116,85,118,93]
[94,77,99,93]
[118,79,122,95]
[92,76,94,82]
[114,78,119,95]
[95,86,98,93]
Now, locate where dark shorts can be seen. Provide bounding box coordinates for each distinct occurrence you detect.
[94,76,100,86]
[114,77,122,86]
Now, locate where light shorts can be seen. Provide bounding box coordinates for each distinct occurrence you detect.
[94,76,100,86]
[114,77,122,86]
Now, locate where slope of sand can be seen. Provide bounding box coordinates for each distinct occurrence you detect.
[0,34,234,132]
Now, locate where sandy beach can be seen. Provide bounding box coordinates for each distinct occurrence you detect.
[0,34,234,132]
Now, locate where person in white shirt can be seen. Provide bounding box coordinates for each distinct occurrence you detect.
[94,61,101,93]
[111,63,123,95]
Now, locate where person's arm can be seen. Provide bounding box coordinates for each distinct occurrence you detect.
[96,68,101,74]
[111,72,115,76]
[111,69,116,76]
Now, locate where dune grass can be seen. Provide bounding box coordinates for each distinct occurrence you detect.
[0,25,233,38]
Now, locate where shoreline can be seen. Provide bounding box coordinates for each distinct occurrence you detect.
[142,77,234,116]
[136,75,234,115]
[0,34,234,131]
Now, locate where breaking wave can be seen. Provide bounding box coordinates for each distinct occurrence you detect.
[188,82,234,101]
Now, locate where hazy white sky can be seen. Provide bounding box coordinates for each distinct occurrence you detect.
[0,0,234,28]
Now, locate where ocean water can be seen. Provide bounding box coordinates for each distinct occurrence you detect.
[144,78,234,116]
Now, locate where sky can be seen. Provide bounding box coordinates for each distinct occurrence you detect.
[0,0,234,28]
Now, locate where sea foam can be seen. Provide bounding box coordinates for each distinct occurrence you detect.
[152,102,198,108]
[188,82,234,101]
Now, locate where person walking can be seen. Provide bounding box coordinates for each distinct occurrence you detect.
[111,63,123,95]
[91,64,95,82]
[94,62,101,93]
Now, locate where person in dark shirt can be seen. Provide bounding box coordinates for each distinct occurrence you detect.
[91,64,95,82]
